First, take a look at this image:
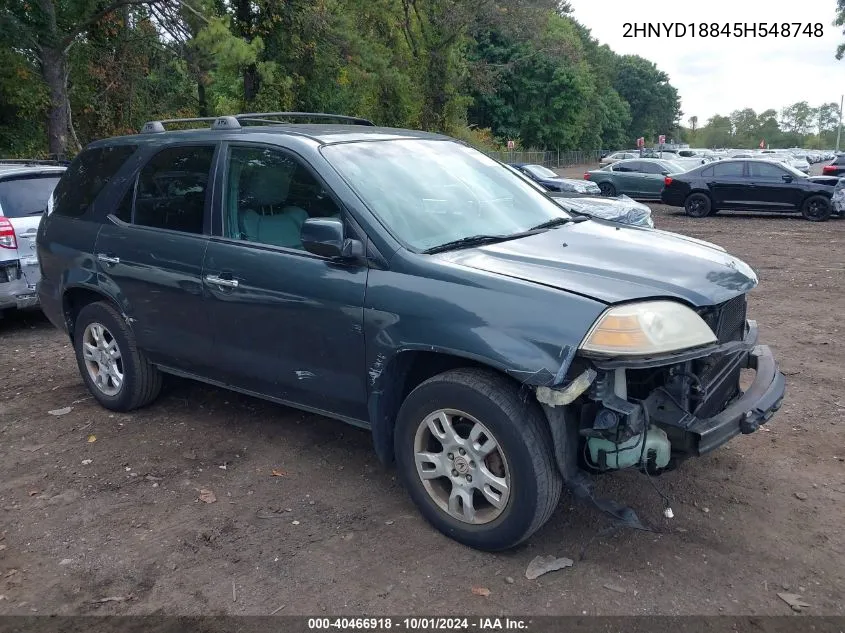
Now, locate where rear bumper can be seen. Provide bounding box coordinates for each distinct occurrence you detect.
[660,189,686,207]
[686,344,785,454]
[36,277,65,331]
[0,277,39,310]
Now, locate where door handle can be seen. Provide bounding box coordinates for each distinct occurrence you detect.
[18,231,38,238]
[96,253,120,265]
[205,274,239,289]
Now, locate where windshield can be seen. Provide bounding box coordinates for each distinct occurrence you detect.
[663,161,687,173]
[0,176,61,218]
[322,140,571,251]
[777,161,809,178]
[523,164,558,179]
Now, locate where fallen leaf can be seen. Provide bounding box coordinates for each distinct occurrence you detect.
[471,586,491,597]
[525,554,574,580]
[81,459,93,465]
[87,435,96,443]
[48,407,72,416]
[198,489,217,504]
[603,583,626,594]
[0,544,6,552]
[27,490,39,497]
[19,445,44,453]
[777,593,811,612]
[90,594,133,604]
[271,469,287,477]
[4,569,19,578]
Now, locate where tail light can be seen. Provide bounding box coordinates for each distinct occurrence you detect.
[664,176,673,187]
[583,172,590,180]
[0,217,17,249]
[823,165,837,174]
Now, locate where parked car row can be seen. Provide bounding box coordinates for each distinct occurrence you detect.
[582,156,840,221]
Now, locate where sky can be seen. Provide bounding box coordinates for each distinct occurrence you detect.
[566,0,845,125]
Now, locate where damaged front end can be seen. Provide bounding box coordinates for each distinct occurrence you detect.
[538,294,786,475]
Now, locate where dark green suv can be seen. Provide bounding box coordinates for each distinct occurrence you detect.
[37,113,785,550]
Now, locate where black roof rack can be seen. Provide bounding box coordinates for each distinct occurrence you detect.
[236,112,375,126]
[139,111,374,134]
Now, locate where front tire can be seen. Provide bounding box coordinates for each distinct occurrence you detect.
[73,301,162,411]
[801,195,831,222]
[394,368,562,551]
[684,192,712,218]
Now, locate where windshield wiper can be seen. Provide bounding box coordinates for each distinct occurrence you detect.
[423,234,517,254]
[529,215,588,230]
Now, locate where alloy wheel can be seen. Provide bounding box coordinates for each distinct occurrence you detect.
[413,409,510,525]
[82,322,124,396]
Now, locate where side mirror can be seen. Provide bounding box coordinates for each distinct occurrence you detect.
[781,174,793,183]
[301,217,363,260]
[660,170,670,175]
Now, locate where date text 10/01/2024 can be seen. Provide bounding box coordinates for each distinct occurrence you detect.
[307,618,529,630]
[623,22,824,38]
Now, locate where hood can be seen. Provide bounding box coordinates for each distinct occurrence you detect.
[437,220,758,306]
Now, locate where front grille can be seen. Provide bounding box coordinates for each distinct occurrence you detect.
[698,294,747,343]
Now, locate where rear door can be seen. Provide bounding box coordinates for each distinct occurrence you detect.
[93,143,218,373]
[709,161,752,209]
[747,161,803,211]
[637,161,669,198]
[0,172,63,292]
[611,161,645,196]
[202,143,369,421]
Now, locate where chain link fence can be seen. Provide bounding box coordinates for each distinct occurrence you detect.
[483,149,603,168]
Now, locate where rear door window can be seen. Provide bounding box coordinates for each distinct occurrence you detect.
[713,161,745,178]
[132,145,216,234]
[51,146,136,217]
[0,175,62,218]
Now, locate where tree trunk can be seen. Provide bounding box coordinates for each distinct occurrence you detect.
[234,0,258,104]
[41,46,70,158]
[198,81,209,117]
[243,65,259,104]
[420,50,449,132]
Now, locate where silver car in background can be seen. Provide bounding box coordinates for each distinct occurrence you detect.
[0,162,65,316]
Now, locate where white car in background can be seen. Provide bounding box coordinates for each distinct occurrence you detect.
[0,161,65,316]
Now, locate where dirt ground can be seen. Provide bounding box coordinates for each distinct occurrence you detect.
[1,172,844,617]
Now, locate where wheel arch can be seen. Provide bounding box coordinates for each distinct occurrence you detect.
[367,349,535,465]
[62,284,124,342]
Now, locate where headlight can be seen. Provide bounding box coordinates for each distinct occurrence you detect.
[580,300,717,356]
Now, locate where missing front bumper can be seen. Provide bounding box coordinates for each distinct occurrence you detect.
[685,345,785,454]
[572,320,786,462]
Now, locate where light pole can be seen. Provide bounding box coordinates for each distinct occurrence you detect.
[837,94,844,152]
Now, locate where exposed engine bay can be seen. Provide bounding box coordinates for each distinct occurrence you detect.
[539,293,784,475]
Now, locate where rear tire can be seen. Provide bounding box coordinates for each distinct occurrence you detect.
[394,368,562,551]
[598,182,616,197]
[684,192,712,218]
[801,195,831,222]
[73,301,162,412]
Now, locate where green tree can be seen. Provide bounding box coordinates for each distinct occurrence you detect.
[613,55,680,144]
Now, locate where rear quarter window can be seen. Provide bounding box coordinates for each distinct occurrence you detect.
[52,145,137,218]
[0,175,62,218]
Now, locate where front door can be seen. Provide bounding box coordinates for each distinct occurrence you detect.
[93,144,217,373]
[202,144,368,422]
[747,161,804,211]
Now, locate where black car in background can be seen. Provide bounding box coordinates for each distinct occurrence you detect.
[661,158,836,221]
